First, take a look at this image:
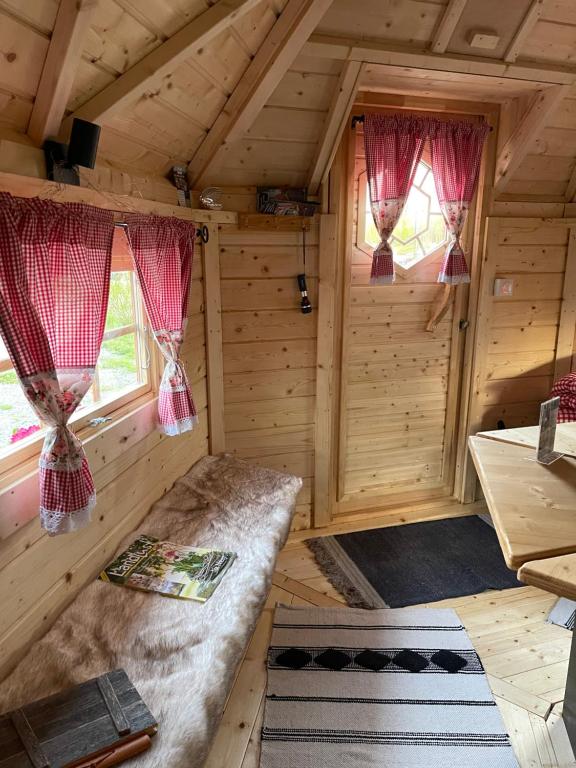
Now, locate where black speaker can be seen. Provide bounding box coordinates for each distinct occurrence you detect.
[67,118,101,169]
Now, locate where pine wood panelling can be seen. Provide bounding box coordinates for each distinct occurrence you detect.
[224,369,316,401]
[472,217,572,434]
[316,0,446,43]
[201,52,341,187]
[220,212,319,528]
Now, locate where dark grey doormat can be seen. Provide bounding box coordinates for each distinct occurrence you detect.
[307,516,523,608]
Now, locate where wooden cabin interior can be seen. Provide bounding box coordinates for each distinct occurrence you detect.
[2,0,576,766]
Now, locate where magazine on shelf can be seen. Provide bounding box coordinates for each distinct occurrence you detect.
[99,535,236,602]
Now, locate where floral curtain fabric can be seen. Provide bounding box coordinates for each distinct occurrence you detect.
[429,120,491,284]
[0,193,113,536]
[125,213,197,436]
[364,114,427,284]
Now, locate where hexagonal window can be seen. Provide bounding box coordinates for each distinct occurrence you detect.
[360,160,449,271]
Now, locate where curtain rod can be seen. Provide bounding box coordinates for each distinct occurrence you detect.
[113,220,209,242]
[351,113,493,130]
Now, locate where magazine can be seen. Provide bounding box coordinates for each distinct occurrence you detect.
[99,535,236,602]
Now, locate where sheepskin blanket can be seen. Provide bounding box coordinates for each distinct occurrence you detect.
[0,454,301,768]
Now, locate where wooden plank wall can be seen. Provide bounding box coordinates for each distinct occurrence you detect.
[0,249,209,681]
[472,217,575,432]
[218,195,319,530]
[214,54,343,187]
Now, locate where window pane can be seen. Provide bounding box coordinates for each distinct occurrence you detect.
[413,163,427,187]
[362,160,448,268]
[0,370,43,450]
[421,170,442,214]
[98,333,139,395]
[393,187,429,244]
[106,272,134,331]
[390,238,423,269]
[364,211,380,249]
[0,270,146,459]
[420,214,449,254]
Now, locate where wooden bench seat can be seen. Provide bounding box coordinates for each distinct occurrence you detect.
[0,455,301,768]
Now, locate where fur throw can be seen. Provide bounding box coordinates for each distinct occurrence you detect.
[0,454,301,767]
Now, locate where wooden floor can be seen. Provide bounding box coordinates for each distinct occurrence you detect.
[205,533,575,768]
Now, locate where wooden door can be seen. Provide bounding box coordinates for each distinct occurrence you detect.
[336,132,466,515]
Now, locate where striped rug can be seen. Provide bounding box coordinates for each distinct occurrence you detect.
[261,606,518,767]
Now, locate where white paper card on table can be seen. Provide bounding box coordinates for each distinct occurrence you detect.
[537,397,564,465]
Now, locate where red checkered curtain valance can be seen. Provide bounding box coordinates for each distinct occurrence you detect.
[125,213,197,436]
[0,193,113,536]
[429,120,490,284]
[364,114,428,284]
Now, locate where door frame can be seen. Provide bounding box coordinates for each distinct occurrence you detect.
[313,92,499,527]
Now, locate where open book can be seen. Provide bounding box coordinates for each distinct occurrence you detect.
[99,535,236,602]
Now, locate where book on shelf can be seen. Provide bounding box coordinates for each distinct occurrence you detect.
[99,535,236,602]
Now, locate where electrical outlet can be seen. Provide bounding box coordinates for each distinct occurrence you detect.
[493,278,514,297]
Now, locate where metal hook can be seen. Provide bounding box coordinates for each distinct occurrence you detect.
[196,225,209,243]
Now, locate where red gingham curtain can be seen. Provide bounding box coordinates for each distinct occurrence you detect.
[429,120,490,284]
[551,372,576,422]
[364,114,428,284]
[0,193,113,536]
[125,213,197,435]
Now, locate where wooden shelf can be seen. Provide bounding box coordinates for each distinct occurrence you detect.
[238,213,314,231]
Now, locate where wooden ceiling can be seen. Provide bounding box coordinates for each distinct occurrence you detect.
[2,0,576,199]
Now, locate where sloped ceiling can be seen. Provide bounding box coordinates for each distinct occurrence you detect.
[2,0,576,199]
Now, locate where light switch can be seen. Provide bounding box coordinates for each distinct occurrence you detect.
[493,278,514,297]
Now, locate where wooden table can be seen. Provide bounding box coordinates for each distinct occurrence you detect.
[469,425,576,755]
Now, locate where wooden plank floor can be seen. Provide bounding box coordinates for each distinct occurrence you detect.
[205,539,575,768]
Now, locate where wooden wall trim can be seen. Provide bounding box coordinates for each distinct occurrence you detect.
[0,171,237,224]
[307,62,363,195]
[202,224,226,454]
[554,227,576,381]
[454,107,499,502]
[303,35,576,85]
[313,213,338,526]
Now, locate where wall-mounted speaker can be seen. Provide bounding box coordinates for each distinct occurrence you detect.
[68,118,101,169]
[44,118,101,185]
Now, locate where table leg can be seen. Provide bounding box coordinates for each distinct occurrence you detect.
[564,628,576,755]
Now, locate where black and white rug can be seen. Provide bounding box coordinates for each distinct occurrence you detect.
[307,515,523,608]
[261,606,518,767]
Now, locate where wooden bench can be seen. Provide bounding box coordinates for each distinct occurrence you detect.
[0,455,301,768]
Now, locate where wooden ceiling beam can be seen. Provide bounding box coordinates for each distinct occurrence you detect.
[63,0,262,131]
[302,35,576,85]
[494,84,570,195]
[307,61,362,194]
[431,0,468,54]
[504,0,544,63]
[27,0,96,145]
[188,0,334,188]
